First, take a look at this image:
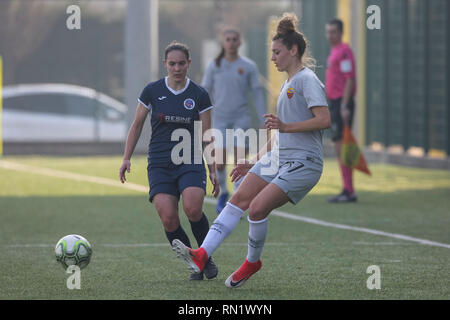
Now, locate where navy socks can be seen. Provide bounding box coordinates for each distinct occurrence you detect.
[189,212,210,248]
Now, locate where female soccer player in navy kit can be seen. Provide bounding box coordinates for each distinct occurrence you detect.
[119,41,220,281]
[172,14,331,287]
[202,28,266,214]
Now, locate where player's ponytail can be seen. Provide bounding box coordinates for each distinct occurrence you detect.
[273,13,316,70]
[215,47,225,67]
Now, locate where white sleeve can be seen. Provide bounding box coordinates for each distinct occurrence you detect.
[248,62,266,124]
[302,75,328,109]
[138,99,151,110]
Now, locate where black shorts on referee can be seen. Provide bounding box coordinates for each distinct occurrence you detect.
[329,97,355,142]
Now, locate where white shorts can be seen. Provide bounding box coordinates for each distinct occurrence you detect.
[212,114,251,149]
[249,155,323,205]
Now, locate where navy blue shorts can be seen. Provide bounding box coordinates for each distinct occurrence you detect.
[147,163,207,203]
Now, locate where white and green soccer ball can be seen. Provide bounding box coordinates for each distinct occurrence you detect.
[55,235,92,269]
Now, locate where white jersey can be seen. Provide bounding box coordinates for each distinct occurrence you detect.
[272,67,328,165]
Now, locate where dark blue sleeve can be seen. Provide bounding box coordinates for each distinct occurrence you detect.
[138,84,152,110]
[198,88,213,114]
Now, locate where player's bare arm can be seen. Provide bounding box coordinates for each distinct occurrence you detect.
[200,109,220,198]
[340,78,355,124]
[264,106,330,134]
[230,134,275,183]
[119,103,149,183]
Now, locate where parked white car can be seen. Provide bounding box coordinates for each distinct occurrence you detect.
[2,83,128,142]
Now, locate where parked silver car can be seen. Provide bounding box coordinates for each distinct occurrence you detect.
[2,83,127,142]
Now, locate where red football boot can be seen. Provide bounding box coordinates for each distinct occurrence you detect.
[225,259,262,288]
[172,239,208,274]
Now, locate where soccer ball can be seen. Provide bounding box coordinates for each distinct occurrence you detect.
[55,234,92,269]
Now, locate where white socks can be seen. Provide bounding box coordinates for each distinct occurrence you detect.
[247,217,268,263]
[201,202,244,256]
[201,201,269,262]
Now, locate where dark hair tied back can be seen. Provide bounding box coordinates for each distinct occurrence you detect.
[165,41,190,60]
[272,13,316,70]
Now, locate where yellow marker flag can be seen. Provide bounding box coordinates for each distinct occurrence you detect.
[341,125,371,175]
[0,55,3,157]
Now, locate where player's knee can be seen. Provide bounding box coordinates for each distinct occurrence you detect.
[182,202,203,221]
[158,213,180,232]
[248,201,267,221]
[229,190,251,211]
[162,219,180,232]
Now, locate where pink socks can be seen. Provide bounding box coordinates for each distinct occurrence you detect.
[339,159,354,195]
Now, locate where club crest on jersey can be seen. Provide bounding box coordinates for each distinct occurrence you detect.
[287,87,295,99]
[183,98,195,110]
[237,67,245,75]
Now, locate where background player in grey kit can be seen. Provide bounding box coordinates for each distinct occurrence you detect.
[202,27,266,214]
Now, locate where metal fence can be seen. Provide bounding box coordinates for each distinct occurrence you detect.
[366,0,449,157]
[2,0,449,159]
[300,0,337,83]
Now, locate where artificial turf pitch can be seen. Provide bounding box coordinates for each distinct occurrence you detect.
[0,156,449,300]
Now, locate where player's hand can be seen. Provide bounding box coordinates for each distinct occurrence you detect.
[264,113,287,132]
[119,160,131,183]
[209,171,220,198]
[230,159,253,183]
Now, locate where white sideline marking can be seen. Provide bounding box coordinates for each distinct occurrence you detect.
[205,198,450,249]
[0,242,287,248]
[352,241,413,246]
[2,159,449,250]
[270,210,450,249]
[0,160,148,192]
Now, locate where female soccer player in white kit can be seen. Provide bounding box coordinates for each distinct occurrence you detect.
[202,28,266,213]
[173,13,331,287]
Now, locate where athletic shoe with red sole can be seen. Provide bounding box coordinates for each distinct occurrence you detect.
[172,239,208,274]
[225,259,262,288]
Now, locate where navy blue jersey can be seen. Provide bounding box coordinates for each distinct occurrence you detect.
[138,77,213,166]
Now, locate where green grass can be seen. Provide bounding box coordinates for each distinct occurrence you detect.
[0,155,449,299]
